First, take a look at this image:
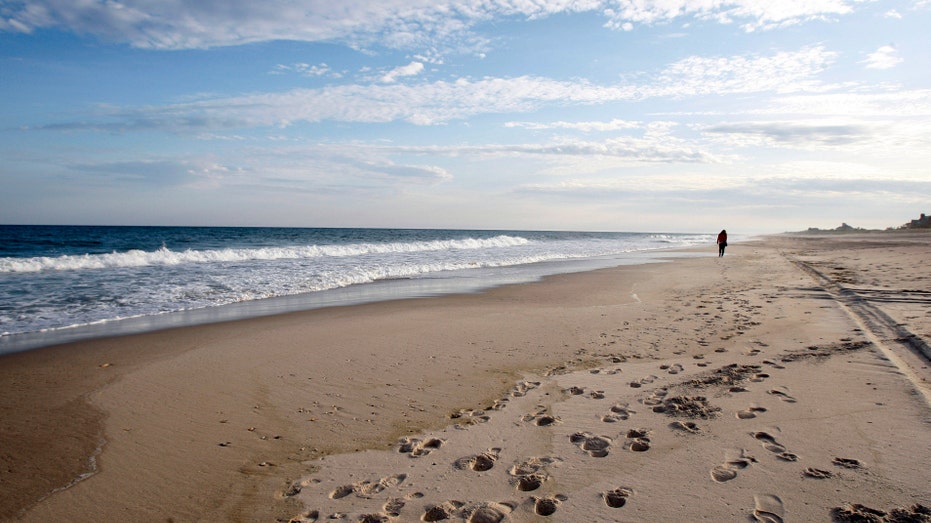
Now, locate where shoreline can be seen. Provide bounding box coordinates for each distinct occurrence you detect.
[1,234,929,521]
[0,247,707,356]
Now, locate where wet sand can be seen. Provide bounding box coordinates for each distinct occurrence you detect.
[1,232,929,522]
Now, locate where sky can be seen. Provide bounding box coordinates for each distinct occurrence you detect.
[1,1,929,233]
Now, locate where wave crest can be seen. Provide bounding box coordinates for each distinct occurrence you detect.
[0,235,531,273]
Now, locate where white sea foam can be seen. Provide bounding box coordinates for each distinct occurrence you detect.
[0,235,531,273]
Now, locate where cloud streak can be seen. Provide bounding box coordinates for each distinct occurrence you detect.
[514,175,931,204]
[34,46,838,132]
[377,137,725,164]
[862,45,903,70]
[1,0,870,51]
[381,61,425,83]
[704,121,874,146]
[506,118,642,132]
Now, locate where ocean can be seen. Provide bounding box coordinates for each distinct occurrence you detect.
[0,225,716,354]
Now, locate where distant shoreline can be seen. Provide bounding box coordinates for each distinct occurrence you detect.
[788,229,924,234]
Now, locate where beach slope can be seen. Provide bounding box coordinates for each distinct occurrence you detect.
[1,233,929,522]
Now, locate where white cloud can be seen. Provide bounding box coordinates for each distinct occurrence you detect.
[394,131,732,174]
[505,118,641,131]
[515,172,749,196]
[274,62,335,78]
[380,61,425,83]
[602,0,860,32]
[513,170,931,207]
[702,116,931,164]
[0,0,869,50]
[703,119,877,147]
[652,45,838,96]
[884,9,902,19]
[712,90,931,162]
[41,46,838,131]
[862,45,903,70]
[762,89,931,117]
[184,144,454,191]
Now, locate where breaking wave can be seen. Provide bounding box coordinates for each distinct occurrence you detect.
[0,235,531,273]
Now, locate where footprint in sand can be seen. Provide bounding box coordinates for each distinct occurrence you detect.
[533,495,568,516]
[521,407,560,427]
[803,467,834,479]
[669,420,701,434]
[289,509,320,522]
[282,477,321,498]
[383,498,407,517]
[423,501,466,522]
[353,511,392,522]
[358,474,407,495]
[450,408,492,426]
[626,428,651,452]
[569,432,613,457]
[508,456,559,492]
[752,494,785,523]
[711,466,739,483]
[829,502,931,522]
[329,473,407,499]
[710,449,757,482]
[641,387,669,406]
[752,432,798,462]
[511,381,541,397]
[751,432,783,452]
[832,457,864,469]
[603,487,633,508]
[514,474,544,492]
[398,436,444,457]
[471,503,515,523]
[330,484,355,500]
[455,448,501,472]
[830,503,887,522]
[767,387,797,403]
[736,405,768,419]
[660,363,684,375]
[487,398,509,411]
[565,386,585,396]
[603,403,634,423]
[424,501,516,523]
[630,375,658,388]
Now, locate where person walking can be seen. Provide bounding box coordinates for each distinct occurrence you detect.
[716,229,728,257]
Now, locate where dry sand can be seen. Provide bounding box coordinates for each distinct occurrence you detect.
[1,232,929,522]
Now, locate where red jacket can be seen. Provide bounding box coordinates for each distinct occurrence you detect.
[717,231,727,244]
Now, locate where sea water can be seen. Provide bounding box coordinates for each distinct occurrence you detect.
[0,225,715,353]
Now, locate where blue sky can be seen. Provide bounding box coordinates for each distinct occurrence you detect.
[1,1,929,233]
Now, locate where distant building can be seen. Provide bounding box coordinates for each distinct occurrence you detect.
[903,213,930,229]
[804,223,865,233]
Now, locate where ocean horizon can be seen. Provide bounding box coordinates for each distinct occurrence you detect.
[0,225,719,354]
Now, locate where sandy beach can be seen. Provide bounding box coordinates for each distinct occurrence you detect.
[1,232,929,522]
